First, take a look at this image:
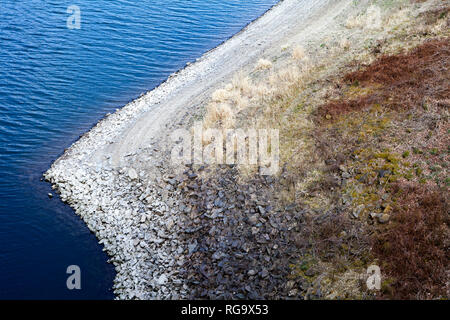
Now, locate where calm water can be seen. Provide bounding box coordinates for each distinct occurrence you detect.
[0,0,278,299]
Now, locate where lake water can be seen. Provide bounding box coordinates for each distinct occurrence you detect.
[0,0,278,299]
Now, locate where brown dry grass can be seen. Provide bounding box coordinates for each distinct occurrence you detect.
[317,39,450,121]
[311,37,450,299]
[196,1,450,299]
[306,10,449,297]
[372,183,449,299]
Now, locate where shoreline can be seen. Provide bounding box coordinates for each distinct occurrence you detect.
[45,0,367,299]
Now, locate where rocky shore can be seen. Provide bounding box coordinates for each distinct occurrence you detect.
[45,0,354,299]
[45,0,448,300]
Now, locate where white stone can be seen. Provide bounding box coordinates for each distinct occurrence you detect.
[128,168,138,180]
[156,274,168,285]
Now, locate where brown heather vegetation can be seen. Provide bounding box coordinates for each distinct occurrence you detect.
[317,39,449,120]
[295,5,448,298]
[373,183,449,299]
[313,36,449,299]
[198,1,449,299]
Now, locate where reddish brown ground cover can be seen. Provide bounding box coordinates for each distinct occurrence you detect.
[312,36,449,299]
[317,39,450,120]
[373,183,449,299]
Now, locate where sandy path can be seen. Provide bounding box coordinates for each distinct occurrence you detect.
[75,0,354,169]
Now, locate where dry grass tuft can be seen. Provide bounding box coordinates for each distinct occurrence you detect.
[386,8,410,28]
[292,45,307,61]
[345,5,383,30]
[211,88,231,102]
[340,38,351,51]
[232,72,254,97]
[255,58,273,70]
[203,102,234,129]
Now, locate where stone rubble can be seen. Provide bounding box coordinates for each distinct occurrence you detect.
[45,149,315,300]
[45,151,189,299]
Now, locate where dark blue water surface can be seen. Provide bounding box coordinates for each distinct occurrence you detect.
[0,0,278,299]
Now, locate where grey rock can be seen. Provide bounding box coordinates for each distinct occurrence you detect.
[248,215,259,225]
[212,251,227,260]
[157,274,168,285]
[351,205,364,219]
[257,206,266,215]
[378,214,390,224]
[128,168,138,180]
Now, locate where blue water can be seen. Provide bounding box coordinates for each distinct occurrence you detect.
[0,0,278,299]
